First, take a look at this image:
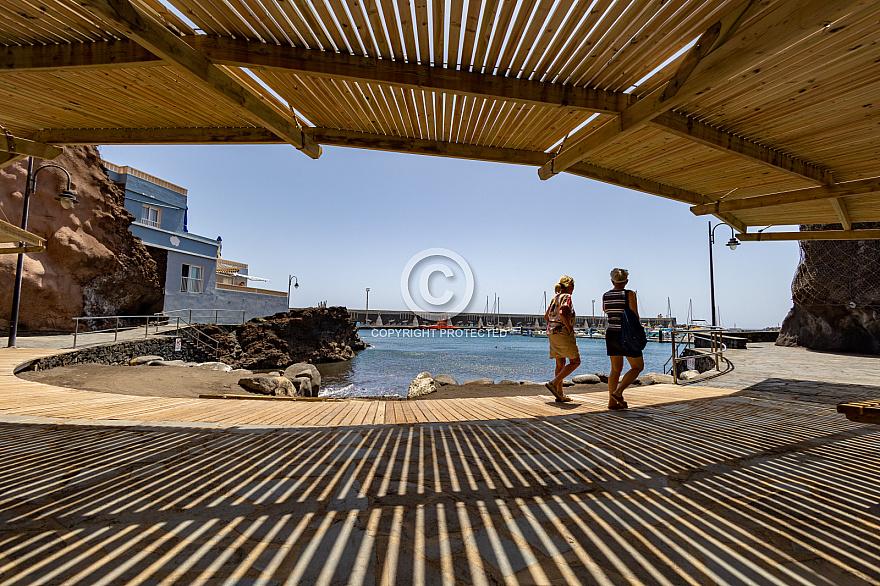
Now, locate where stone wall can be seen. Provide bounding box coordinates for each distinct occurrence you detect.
[15,336,215,374]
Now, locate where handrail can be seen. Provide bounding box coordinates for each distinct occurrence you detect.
[665,326,729,384]
[71,308,245,358]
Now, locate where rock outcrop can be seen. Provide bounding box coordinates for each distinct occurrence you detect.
[0,146,163,332]
[200,306,366,370]
[777,223,880,353]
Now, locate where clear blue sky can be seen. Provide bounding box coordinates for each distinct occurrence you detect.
[99,144,800,329]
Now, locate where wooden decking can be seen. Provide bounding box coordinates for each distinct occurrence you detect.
[0,348,738,427]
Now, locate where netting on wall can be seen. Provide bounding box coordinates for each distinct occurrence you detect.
[791,223,880,308]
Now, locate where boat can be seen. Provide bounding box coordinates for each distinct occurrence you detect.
[425,317,457,330]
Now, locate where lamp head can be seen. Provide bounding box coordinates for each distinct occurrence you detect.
[726,237,740,250]
[56,189,77,210]
[294,282,299,289]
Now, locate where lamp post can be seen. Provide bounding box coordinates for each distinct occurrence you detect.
[708,220,740,327]
[365,288,370,324]
[7,158,77,347]
[591,299,595,325]
[287,275,299,309]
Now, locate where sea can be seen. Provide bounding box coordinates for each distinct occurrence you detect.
[318,328,674,398]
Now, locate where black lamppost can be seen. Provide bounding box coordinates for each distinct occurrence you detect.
[365,287,370,324]
[7,158,77,347]
[708,221,740,327]
[287,275,299,309]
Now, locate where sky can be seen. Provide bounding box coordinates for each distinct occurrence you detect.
[99,143,801,329]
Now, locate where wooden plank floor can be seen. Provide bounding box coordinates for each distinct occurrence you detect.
[0,348,739,427]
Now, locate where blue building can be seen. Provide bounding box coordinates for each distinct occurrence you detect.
[104,162,288,322]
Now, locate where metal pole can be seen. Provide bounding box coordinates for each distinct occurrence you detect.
[189,309,192,325]
[115,317,119,342]
[145,316,149,338]
[215,309,218,324]
[365,288,370,324]
[73,319,79,348]
[177,317,180,336]
[7,157,35,348]
[709,221,717,327]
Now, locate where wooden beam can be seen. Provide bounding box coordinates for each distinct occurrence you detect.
[190,37,635,115]
[33,127,280,145]
[737,229,880,241]
[79,0,321,159]
[829,197,853,230]
[0,219,46,248]
[0,134,63,160]
[0,153,26,170]
[0,40,160,73]
[5,38,833,187]
[539,0,862,179]
[649,112,834,186]
[690,178,880,215]
[307,128,710,206]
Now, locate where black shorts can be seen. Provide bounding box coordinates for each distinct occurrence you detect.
[605,331,643,358]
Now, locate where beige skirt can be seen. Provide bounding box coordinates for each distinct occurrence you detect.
[548,331,580,360]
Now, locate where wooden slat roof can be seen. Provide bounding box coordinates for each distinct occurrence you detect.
[2,0,880,236]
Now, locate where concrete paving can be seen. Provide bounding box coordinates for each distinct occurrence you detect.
[0,340,878,584]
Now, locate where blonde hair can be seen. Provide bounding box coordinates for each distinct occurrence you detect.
[557,275,575,291]
[610,268,629,284]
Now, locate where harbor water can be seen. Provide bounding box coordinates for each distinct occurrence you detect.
[318,329,674,398]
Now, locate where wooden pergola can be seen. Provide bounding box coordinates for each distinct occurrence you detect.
[2,0,879,240]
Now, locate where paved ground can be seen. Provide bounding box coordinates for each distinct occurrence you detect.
[0,340,878,585]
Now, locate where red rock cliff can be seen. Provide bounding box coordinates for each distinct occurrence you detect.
[0,146,163,332]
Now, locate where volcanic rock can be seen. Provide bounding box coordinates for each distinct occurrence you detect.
[0,147,163,332]
[434,374,459,386]
[778,223,880,353]
[199,306,366,370]
[239,376,296,396]
[283,362,322,392]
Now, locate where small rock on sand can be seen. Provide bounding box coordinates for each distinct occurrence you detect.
[192,362,233,372]
[498,379,518,385]
[595,372,609,383]
[572,374,601,384]
[148,360,186,367]
[643,372,675,384]
[462,378,495,385]
[130,355,164,366]
[562,379,574,387]
[408,372,437,398]
[679,369,701,381]
[434,374,459,386]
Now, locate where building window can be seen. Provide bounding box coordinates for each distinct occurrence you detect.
[141,205,161,228]
[180,264,203,293]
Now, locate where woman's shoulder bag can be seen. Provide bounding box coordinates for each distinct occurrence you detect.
[620,290,648,352]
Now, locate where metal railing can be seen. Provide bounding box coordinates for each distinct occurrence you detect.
[71,308,245,356]
[664,326,730,384]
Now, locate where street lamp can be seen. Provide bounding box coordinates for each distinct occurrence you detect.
[7,158,77,347]
[708,221,740,327]
[365,287,370,324]
[287,275,299,309]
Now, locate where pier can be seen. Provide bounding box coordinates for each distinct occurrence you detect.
[349,309,677,329]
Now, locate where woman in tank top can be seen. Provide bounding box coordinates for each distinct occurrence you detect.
[543,275,580,402]
[602,268,644,409]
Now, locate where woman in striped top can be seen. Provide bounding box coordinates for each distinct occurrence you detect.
[602,268,644,409]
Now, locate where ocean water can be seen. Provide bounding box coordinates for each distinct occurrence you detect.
[318,329,674,398]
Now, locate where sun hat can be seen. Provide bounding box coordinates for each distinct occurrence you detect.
[610,268,629,283]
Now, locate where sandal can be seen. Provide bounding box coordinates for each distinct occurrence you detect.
[609,392,628,410]
[545,381,572,402]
